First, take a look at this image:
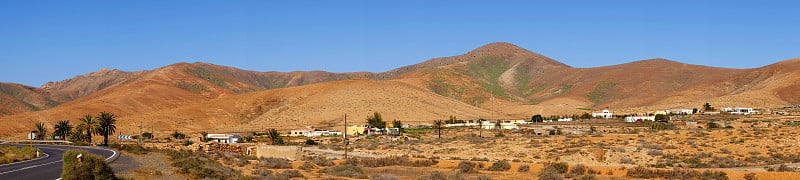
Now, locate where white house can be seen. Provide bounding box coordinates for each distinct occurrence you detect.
[625,116,655,123]
[557,118,573,122]
[721,107,755,115]
[207,134,241,143]
[289,127,343,137]
[665,109,694,115]
[592,109,614,119]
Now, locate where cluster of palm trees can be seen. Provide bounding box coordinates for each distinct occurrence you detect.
[31,111,118,146]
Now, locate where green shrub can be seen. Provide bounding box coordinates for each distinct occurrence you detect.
[320,165,368,179]
[61,149,118,180]
[487,160,511,171]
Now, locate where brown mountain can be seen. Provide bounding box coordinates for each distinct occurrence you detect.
[1,42,798,138]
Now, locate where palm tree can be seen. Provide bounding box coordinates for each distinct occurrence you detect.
[34,122,47,140]
[53,120,73,140]
[267,129,284,145]
[78,114,99,144]
[97,112,117,146]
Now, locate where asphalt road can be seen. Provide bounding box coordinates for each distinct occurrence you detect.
[0,144,118,180]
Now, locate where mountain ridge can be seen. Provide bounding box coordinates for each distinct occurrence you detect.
[0,42,798,138]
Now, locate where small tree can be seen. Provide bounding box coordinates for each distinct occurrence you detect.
[171,131,186,139]
[200,131,208,142]
[703,103,715,111]
[655,114,668,122]
[434,120,444,139]
[141,132,153,140]
[392,120,402,128]
[580,112,592,119]
[531,114,544,123]
[366,112,386,129]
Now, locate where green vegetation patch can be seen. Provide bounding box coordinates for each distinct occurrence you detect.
[425,69,466,99]
[464,55,511,84]
[0,146,38,164]
[585,81,617,104]
[184,68,230,89]
[175,81,209,93]
[576,108,594,111]
[62,149,119,180]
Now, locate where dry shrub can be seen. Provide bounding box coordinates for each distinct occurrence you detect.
[370,174,400,180]
[458,161,477,173]
[538,168,564,180]
[544,162,569,174]
[487,160,511,171]
[518,164,530,172]
[358,156,438,167]
[418,171,463,180]
[260,157,292,169]
[321,164,367,179]
[567,164,587,177]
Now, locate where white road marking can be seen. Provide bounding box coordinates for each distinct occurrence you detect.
[0,152,49,167]
[0,159,62,175]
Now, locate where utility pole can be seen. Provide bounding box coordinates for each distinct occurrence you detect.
[343,113,348,160]
[138,120,143,145]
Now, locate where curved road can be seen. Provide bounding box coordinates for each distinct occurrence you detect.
[0,144,118,180]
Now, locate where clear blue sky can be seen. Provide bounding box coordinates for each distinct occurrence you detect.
[1,1,798,87]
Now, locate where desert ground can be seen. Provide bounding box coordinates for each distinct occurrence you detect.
[107,111,800,179]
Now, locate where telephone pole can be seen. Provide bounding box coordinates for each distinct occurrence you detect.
[343,113,348,160]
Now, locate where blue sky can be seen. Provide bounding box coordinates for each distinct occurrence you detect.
[1,1,798,87]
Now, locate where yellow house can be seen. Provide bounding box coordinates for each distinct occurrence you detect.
[345,125,367,135]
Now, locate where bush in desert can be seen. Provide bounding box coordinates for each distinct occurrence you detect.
[566,164,587,177]
[306,155,334,166]
[487,160,511,171]
[61,149,118,180]
[458,161,477,173]
[544,162,569,174]
[538,168,564,180]
[744,172,757,180]
[259,157,292,169]
[370,174,400,180]
[419,171,463,180]
[320,164,368,179]
[518,164,530,172]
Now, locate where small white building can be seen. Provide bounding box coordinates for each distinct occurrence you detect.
[665,109,694,115]
[592,109,614,119]
[289,127,342,137]
[721,107,755,115]
[625,116,656,123]
[557,118,573,122]
[207,134,241,143]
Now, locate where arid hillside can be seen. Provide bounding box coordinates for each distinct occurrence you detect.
[0,42,798,138]
[390,43,800,115]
